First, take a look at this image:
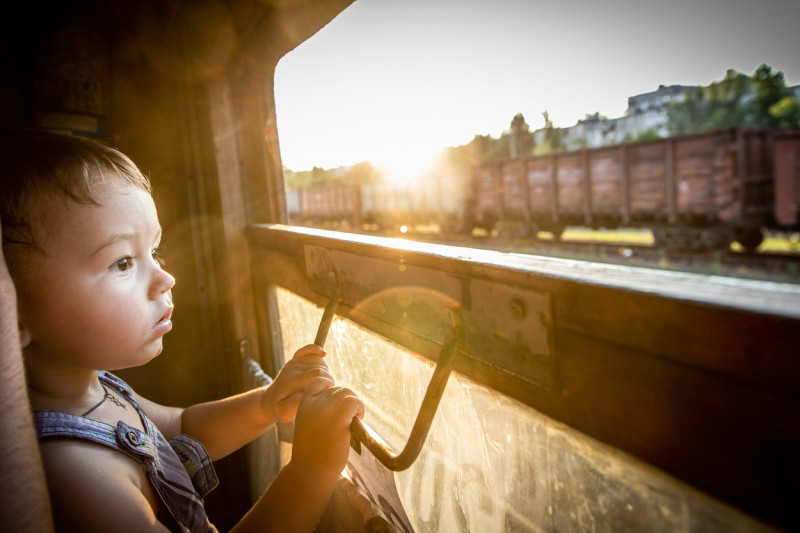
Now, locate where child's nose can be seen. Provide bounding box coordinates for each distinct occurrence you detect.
[150,267,176,299]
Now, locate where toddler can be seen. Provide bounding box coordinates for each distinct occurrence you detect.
[0,128,364,532]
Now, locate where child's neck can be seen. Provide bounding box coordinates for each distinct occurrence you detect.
[25,360,102,414]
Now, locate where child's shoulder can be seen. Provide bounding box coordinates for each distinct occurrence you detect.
[40,433,132,470]
[39,438,162,528]
[39,436,148,497]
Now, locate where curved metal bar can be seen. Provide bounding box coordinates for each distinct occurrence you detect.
[312,294,463,471]
[349,318,462,471]
[314,296,339,347]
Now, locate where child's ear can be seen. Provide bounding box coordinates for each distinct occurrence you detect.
[18,323,31,349]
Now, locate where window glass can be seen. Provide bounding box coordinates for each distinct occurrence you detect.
[275,0,800,278]
[274,287,767,532]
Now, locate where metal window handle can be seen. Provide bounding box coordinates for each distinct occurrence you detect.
[314,296,462,471]
[314,295,338,347]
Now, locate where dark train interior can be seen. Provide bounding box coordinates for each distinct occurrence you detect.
[1,1,799,531]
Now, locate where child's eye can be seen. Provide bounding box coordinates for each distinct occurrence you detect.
[110,257,134,272]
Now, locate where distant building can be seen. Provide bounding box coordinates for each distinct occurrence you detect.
[626,84,697,115]
[536,84,698,151]
[559,113,619,150]
[623,84,697,136]
[529,80,798,155]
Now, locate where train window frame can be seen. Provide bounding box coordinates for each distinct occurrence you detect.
[179,3,800,529]
[241,221,800,530]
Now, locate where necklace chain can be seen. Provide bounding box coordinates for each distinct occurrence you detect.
[81,384,127,417]
[106,389,127,409]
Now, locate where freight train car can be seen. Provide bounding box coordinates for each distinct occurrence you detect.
[288,128,800,252]
[286,184,362,228]
[474,127,800,251]
[774,129,800,229]
[288,170,472,234]
[361,171,472,233]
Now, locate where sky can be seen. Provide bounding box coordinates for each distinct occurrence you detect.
[274,0,800,178]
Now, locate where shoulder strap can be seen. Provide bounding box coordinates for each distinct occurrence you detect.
[99,371,136,401]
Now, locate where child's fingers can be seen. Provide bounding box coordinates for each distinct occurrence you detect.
[309,366,335,383]
[292,344,326,359]
[343,396,365,420]
[291,359,334,384]
[295,355,331,373]
[302,380,366,423]
[303,376,336,397]
[325,386,366,420]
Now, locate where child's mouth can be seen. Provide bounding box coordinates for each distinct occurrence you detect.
[153,307,174,334]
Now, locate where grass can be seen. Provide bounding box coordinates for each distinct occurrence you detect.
[562,228,800,254]
[560,227,654,245]
[744,233,800,253]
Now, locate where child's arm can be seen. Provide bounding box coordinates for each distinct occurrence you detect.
[134,344,333,460]
[37,349,359,532]
[231,376,365,533]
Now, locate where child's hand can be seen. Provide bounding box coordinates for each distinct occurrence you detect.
[262,344,334,424]
[290,377,365,478]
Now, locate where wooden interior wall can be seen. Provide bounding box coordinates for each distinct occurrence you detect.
[1,0,355,529]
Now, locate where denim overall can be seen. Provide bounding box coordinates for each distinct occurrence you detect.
[34,371,219,533]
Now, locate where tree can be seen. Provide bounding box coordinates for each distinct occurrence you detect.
[344,161,380,185]
[667,64,800,133]
[769,96,800,128]
[745,63,792,127]
[534,110,564,155]
[509,113,533,158]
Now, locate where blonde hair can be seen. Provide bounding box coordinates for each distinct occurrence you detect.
[0,128,152,272]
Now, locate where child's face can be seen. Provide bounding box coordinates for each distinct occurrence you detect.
[18,180,175,372]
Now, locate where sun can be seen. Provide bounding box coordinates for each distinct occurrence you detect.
[370,145,441,186]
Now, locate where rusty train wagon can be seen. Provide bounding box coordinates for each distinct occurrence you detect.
[2,1,800,532]
[287,184,363,228]
[475,128,800,251]
[774,130,800,230]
